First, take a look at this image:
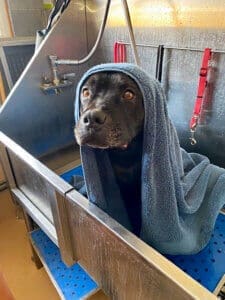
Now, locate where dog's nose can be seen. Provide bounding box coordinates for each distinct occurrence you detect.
[82,109,107,127]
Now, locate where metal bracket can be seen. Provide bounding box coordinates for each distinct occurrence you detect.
[40,76,74,95]
[190,129,197,145]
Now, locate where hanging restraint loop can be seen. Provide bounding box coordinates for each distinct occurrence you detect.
[189,48,212,145]
[114,42,127,63]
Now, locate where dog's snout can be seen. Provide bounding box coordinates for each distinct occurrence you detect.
[82,109,107,127]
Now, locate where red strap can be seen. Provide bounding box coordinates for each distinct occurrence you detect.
[113,42,126,63]
[190,48,212,130]
[114,42,118,63]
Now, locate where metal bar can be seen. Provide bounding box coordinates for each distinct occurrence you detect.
[0,141,24,215]
[0,132,72,195]
[0,47,13,89]
[55,0,140,66]
[118,41,225,54]
[121,0,140,65]
[23,210,43,269]
[12,188,58,246]
[155,45,164,82]
[119,41,158,48]
[49,55,60,85]
[55,0,111,66]
[0,141,16,189]
[0,37,35,47]
[50,191,76,266]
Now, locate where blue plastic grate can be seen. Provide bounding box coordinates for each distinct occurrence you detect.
[60,165,83,184]
[61,165,225,292]
[31,229,98,300]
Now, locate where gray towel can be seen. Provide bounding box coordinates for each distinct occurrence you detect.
[74,63,225,255]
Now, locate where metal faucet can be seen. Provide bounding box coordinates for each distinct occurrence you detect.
[40,55,75,95]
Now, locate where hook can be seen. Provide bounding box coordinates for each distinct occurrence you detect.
[190,129,197,145]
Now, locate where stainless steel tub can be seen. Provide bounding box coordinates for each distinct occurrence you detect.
[0,131,216,299]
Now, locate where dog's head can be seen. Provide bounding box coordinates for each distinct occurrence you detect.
[74,72,144,149]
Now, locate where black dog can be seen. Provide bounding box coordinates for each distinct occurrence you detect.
[75,72,144,235]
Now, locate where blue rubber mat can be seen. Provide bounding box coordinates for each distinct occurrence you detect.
[61,165,225,292]
[60,165,83,184]
[31,229,98,300]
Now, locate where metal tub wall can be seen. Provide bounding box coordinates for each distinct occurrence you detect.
[1,0,225,165]
[92,0,225,168]
[0,0,101,158]
[8,149,55,223]
[0,132,77,265]
[56,189,216,299]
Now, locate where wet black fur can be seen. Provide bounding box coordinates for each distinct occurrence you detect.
[75,72,144,235]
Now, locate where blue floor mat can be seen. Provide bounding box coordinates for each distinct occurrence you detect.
[31,229,98,300]
[60,165,83,184]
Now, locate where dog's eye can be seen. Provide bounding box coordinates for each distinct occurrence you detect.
[123,90,135,101]
[82,88,90,98]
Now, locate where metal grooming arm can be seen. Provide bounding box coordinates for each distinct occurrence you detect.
[43,0,140,95]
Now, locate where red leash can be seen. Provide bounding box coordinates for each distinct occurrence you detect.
[114,42,126,63]
[190,48,212,145]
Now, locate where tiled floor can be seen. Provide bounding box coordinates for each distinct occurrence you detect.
[0,189,107,300]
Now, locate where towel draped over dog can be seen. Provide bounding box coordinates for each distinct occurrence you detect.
[75,63,225,255]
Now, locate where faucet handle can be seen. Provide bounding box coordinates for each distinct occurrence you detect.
[62,73,76,80]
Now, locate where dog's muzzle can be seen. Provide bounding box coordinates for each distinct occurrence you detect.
[81,109,107,128]
[75,108,110,147]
